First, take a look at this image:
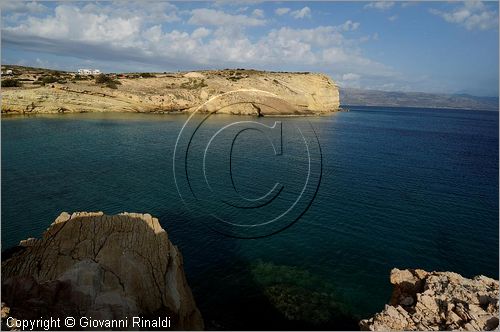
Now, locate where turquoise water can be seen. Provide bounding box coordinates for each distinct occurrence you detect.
[2,107,498,329]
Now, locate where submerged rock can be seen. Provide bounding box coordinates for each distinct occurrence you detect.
[250,260,358,329]
[1,212,204,330]
[360,268,499,331]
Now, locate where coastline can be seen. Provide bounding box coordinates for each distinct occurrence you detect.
[3,216,498,331]
[1,67,340,117]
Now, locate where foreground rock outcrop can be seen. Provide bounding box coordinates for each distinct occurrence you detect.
[360,268,499,331]
[1,212,204,330]
[1,67,340,116]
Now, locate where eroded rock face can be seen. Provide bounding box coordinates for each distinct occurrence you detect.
[1,69,339,116]
[360,268,499,331]
[1,212,204,330]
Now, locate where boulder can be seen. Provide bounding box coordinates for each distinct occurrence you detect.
[360,268,499,331]
[1,212,204,330]
[183,72,206,79]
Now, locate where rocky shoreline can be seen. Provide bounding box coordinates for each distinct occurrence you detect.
[1,67,340,116]
[2,211,498,331]
[1,212,203,330]
[360,268,499,331]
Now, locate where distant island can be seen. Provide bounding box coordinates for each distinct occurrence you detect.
[0,65,339,116]
[341,87,498,111]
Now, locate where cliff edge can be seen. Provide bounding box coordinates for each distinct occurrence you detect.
[1,212,204,330]
[1,67,340,116]
[360,268,499,331]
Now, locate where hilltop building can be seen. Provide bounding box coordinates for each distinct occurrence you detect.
[78,69,101,75]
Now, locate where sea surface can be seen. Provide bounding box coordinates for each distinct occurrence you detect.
[2,106,498,329]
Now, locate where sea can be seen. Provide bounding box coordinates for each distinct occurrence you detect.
[2,106,498,329]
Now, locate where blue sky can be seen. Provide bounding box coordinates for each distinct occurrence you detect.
[1,1,498,96]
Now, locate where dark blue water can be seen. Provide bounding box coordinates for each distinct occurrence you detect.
[2,107,498,329]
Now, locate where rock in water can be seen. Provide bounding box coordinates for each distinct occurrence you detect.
[1,212,204,330]
[360,268,499,331]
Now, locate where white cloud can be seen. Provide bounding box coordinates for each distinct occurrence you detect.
[339,20,360,31]
[388,15,398,21]
[364,2,395,11]
[0,1,48,14]
[2,2,395,90]
[235,7,249,13]
[430,0,498,30]
[188,8,266,26]
[275,7,291,16]
[266,26,342,50]
[321,47,392,76]
[191,27,212,39]
[84,2,180,24]
[252,9,264,18]
[290,7,311,19]
[342,73,361,81]
[401,2,418,8]
[5,5,142,45]
[214,0,265,6]
[276,6,312,20]
[359,32,380,43]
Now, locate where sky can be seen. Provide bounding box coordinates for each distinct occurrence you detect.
[1,1,498,96]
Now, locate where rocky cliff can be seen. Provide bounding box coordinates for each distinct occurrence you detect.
[1,67,340,116]
[1,212,204,330]
[360,268,499,331]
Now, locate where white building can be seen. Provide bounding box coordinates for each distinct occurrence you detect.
[78,69,101,75]
[78,69,91,75]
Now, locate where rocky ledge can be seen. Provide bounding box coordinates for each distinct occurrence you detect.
[360,268,499,331]
[1,67,339,116]
[1,212,204,330]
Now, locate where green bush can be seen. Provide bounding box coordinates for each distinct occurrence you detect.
[140,72,155,78]
[180,78,207,89]
[1,79,21,87]
[95,74,113,84]
[95,74,121,89]
[106,81,118,89]
[37,76,58,84]
[74,74,87,80]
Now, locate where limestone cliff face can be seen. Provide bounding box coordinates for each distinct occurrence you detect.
[1,212,204,330]
[1,69,339,116]
[360,268,499,331]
